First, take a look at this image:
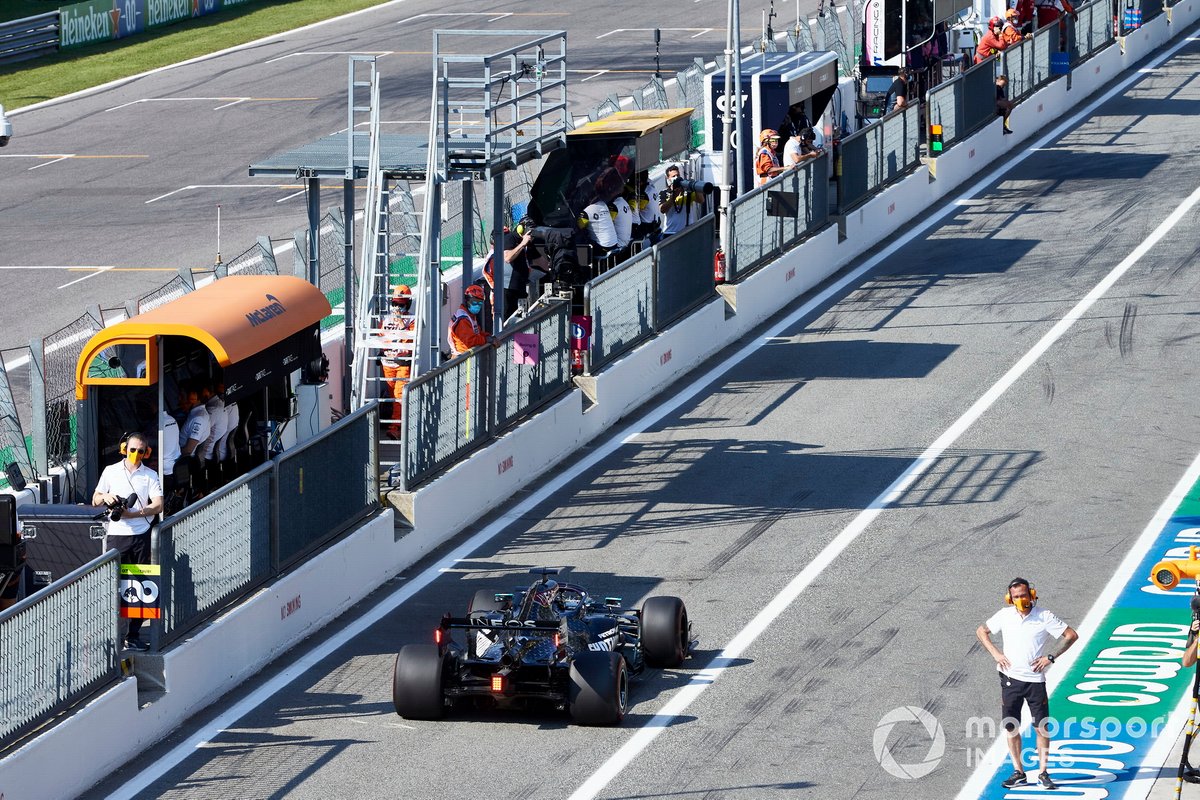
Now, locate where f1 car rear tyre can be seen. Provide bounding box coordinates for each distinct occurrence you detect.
[641,595,688,668]
[393,644,446,720]
[469,588,505,615]
[569,651,629,726]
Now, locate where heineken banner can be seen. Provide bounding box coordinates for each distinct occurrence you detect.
[60,0,257,49]
[59,0,146,49]
[146,0,192,28]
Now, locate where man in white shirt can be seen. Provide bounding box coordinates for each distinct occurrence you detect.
[200,388,227,488]
[218,396,240,481]
[976,578,1078,791]
[93,432,163,651]
[178,382,211,493]
[581,196,619,257]
[611,195,634,254]
[159,409,180,478]
[658,164,703,238]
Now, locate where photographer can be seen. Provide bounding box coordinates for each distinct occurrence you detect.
[658,164,703,239]
[93,432,163,651]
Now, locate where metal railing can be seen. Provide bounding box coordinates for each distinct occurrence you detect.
[0,356,32,484]
[584,251,656,372]
[400,299,573,489]
[1073,0,1117,60]
[0,12,58,66]
[154,463,274,648]
[0,550,120,744]
[926,55,1002,153]
[493,301,572,433]
[275,406,379,568]
[838,103,923,213]
[152,406,380,648]
[727,156,829,281]
[655,214,717,328]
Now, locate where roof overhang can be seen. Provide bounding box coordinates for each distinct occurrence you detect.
[75,275,331,399]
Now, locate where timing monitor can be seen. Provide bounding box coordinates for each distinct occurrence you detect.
[0,493,20,572]
[858,73,897,119]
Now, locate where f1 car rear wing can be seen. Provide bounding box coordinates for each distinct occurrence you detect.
[439,614,562,632]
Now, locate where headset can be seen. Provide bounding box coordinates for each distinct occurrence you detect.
[118,432,152,460]
[1004,577,1037,608]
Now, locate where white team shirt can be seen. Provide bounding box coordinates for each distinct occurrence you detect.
[783,137,804,165]
[583,200,618,249]
[95,461,162,536]
[180,405,211,453]
[159,410,181,475]
[611,197,634,249]
[985,606,1068,683]
[635,191,657,225]
[200,396,227,461]
[219,402,240,461]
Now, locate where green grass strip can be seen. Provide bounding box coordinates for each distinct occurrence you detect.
[0,0,390,109]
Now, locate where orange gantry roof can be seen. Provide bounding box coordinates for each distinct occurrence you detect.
[75,275,331,399]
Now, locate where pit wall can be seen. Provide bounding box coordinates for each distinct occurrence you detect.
[2,12,1194,798]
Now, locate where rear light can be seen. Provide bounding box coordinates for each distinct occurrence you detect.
[553,633,561,649]
[491,675,505,693]
[434,628,443,645]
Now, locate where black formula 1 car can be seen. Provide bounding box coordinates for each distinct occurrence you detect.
[392,567,694,725]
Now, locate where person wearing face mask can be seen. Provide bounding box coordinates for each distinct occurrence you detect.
[449,284,493,355]
[92,431,163,652]
[976,578,1078,791]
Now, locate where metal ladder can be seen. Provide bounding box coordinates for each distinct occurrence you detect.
[350,59,418,434]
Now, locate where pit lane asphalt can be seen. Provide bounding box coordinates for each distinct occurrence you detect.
[0,0,782,351]
[75,30,1200,800]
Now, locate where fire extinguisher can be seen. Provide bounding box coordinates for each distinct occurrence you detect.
[714,249,727,284]
[569,315,592,374]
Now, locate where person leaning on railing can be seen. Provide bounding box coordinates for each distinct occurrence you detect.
[449,284,494,356]
[784,127,825,167]
[975,17,1010,63]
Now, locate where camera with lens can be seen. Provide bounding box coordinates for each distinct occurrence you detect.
[677,177,714,195]
[100,493,140,522]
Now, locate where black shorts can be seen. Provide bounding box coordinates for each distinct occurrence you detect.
[1001,673,1050,730]
[105,532,151,565]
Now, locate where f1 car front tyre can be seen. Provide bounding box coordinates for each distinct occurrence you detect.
[569,651,629,726]
[641,595,689,668]
[393,644,446,720]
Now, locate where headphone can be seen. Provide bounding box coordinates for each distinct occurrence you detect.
[118,432,153,459]
[1004,578,1037,607]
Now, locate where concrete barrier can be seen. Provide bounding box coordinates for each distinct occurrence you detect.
[723,226,846,337]
[1169,0,1200,27]
[1068,43,1123,101]
[1122,13,1172,62]
[841,165,935,245]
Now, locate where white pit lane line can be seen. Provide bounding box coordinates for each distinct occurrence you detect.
[107,30,1195,800]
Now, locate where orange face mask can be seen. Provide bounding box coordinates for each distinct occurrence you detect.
[1013,596,1032,613]
[126,447,145,467]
